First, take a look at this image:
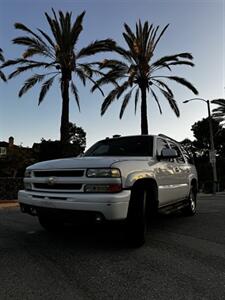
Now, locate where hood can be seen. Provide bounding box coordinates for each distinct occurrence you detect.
[27,156,126,170]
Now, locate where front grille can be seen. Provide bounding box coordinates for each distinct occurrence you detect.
[34,170,84,177]
[33,183,82,190]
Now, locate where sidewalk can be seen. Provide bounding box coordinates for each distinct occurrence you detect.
[198,191,225,198]
[0,200,19,209]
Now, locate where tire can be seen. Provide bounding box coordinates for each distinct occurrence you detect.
[182,186,197,216]
[38,214,64,232]
[127,187,148,247]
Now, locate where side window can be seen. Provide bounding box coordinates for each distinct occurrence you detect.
[156,138,169,156]
[182,148,194,165]
[169,142,185,164]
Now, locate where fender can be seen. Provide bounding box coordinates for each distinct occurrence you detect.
[125,170,157,188]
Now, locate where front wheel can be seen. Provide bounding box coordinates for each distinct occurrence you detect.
[182,187,197,216]
[126,187,148,247]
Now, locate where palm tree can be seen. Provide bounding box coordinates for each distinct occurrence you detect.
[2,10,115,143]
[212,99,225,124]
[0,48,7,82]
[92,21,198,134]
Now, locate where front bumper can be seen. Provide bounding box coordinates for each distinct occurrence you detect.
[18,190,131,220]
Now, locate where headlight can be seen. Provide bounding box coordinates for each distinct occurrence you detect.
[86,168,121,178]
[24,170,32,178]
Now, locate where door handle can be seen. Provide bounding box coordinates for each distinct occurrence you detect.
[175,167,180,173]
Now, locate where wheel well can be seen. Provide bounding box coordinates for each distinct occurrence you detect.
[191,179,198,193]
[130,178,159,218]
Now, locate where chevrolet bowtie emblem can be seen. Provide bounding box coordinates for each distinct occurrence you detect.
[47,177,55,186]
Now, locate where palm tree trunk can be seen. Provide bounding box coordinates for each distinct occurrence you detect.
[60,76,70,144]
[141,86,148,134]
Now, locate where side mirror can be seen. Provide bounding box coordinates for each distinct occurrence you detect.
[159,148,178,160]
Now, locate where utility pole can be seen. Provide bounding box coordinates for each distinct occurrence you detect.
[183,98,217,194]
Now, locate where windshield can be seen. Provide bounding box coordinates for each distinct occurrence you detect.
[84,136,153,157]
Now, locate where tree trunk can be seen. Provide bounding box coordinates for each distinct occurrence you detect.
[60,75,70,144]
[140,86,148,134]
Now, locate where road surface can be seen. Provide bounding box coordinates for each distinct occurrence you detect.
[0,194,225,299]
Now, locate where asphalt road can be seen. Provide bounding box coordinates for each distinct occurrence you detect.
[0,194,225,300]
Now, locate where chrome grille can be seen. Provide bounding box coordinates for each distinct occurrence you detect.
[33,183,82,190]
[34,170,84,177]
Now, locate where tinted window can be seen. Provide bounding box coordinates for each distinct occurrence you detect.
[84,136,153,157]
[156,138,169,156]
[169,142,185,163]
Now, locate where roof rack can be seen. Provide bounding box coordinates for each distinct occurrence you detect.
[158,134,179,144]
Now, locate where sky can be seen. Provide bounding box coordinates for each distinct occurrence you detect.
[0,0,224,149]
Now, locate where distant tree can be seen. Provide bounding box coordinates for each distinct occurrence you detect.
[92,20,198,134]
[0,48,7,81]
[191,117,225,157]
[68,122,86,151]
[0,146,34,177]
[180,138,196,159]
[211,98,225,125]
[36,125,86,161]
[2,10,115,143]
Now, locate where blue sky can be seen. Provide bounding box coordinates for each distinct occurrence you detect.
[0,0,224,148]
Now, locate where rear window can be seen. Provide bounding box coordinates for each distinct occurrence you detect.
[84,136,153,157]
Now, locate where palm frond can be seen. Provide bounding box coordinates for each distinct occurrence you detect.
[0,70,7,82]
[77,39,116,58]
[116,81,130,99]
[71,11,85,45]
[18,74,45,97]
[212,99,225,120]
[101,89,119,115]
[14,22,54,55]
[12,36,53,59]
[152,24,169,52]
[45,11,62,47]
[134,88,139,114]
[8,62,55,79]
[0,48,5,62]
[98,59,128,71]
[154,75,198,95]
[124,23,136,40]
[78,63,93,77]
[151,79,174,97]
[76,68,86,86]
[91,69,123,93]
[1,59,24,70]
[119,90,133,118]
[158,86,179,117]
[211,99,225,106]
[166,61,194,67]
[152,53,192,69]
[38,75,55,105]
[22,47,49,59]
[38,28,55,48]
[150,89,162,114]
[112,46,133,63]
[71,81,80,111]
[15,23,45,42]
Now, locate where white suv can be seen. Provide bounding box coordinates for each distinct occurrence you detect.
[18,134,198,246]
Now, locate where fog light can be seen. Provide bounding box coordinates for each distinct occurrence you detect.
[24,183,32,190]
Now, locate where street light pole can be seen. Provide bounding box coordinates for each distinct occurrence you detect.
[206,100,217,194]
[183,98,217,194]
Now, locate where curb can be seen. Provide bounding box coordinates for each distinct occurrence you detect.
[0,200,19,209]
